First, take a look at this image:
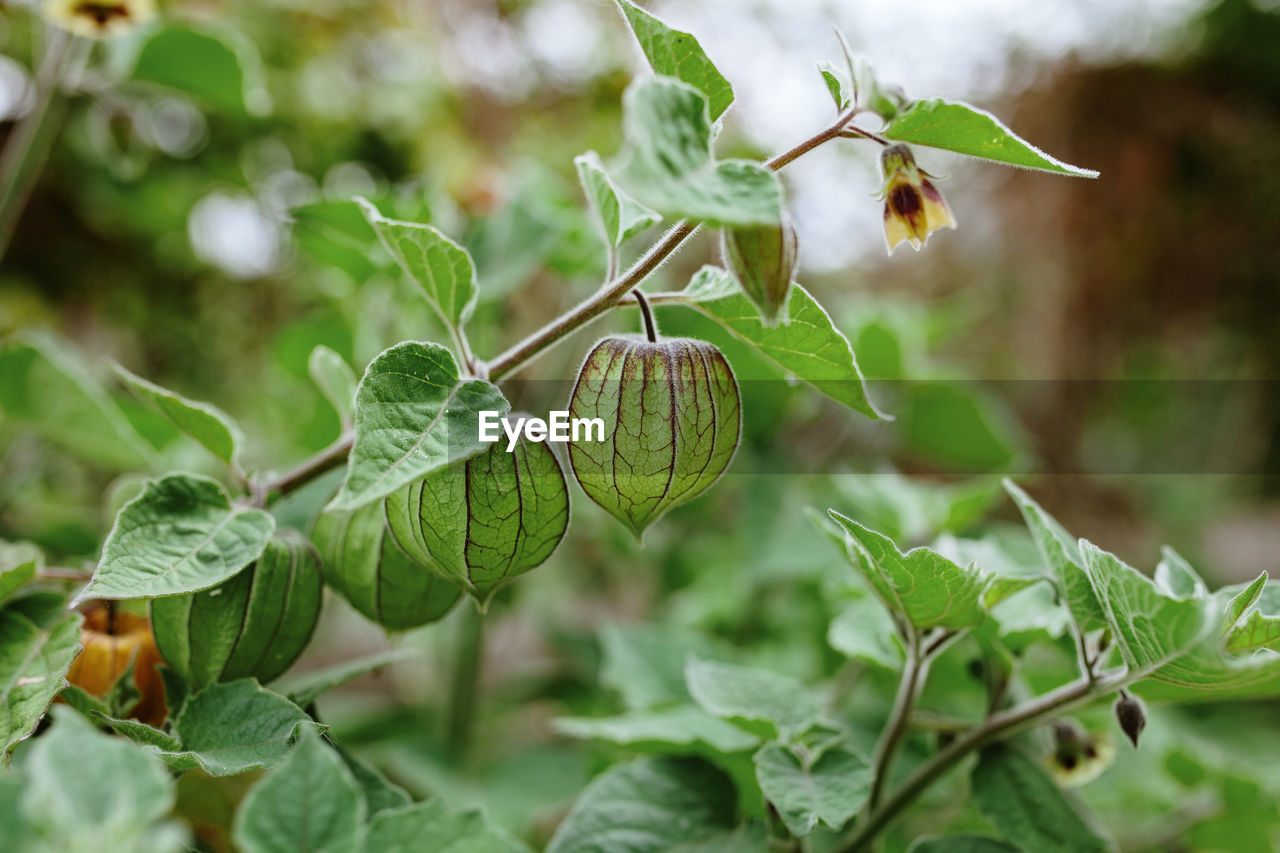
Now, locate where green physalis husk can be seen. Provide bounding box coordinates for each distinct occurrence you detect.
[311,498,461,631]
[567,335,741,540]
[722,213,798,326]
[385,430,571,608]
[151,531,323,690]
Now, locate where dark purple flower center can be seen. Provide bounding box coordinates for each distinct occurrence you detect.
[73,2,130,25]
[889,183,922,218]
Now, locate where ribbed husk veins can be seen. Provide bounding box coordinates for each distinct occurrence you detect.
[722,215,798,326]
[568,336,741,539]
[151,532,322,691]
[311,498,461,632]
[385,432,570,606]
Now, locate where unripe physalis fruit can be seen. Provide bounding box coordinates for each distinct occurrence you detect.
[1114,690,1147,748]
[311,498,461,631]
[567,291,741,540]
[151,532,322,691]
[386,423,570,608]
[66,603,167,727]
[722,213,798,326]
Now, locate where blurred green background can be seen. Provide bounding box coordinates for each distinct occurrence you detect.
[2,0,1278,850]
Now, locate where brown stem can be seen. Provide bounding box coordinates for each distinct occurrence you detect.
[867,630,928,809]
[260,432,354,502]
[632,288,658,343]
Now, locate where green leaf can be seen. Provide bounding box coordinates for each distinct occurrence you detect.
[753,742,872,837]
[668,824,769,853]
[357,198,478,328]
[0,541,40,604]
[133,26,262,116]
[233,728,364,853]
[0,608,82,753]
[882,99,1099,177]
[826,512,989,629]
[575,151,661,248]
[308,345,358,424]
[616,0,734,121]
[77,473,275,602]
[333,745,411,816]
[1226,606,1280,654]
[827,595,903,670]
[910,837,1020,853]
[971,744,1110,853]
[167,680,323,775]
[1079,541,1213,674]
[365,800,532,853]
[1223,572,1268,636]
[0,332,158,471]
[1154,546,1207,599]
[816,61,852,112]
[328,342,509,511]
[618,78,781,227]
[546,757,737,853]
[278,648,420,708]
[22,708,186,851]
[95,713,184,752]
[685,658,818,740]
[554,706,761,756]
[674,266,884,418]
[1004,480,1107,634]
[114,364,241,467]
[598,622,732,711]
[290,199,380,282]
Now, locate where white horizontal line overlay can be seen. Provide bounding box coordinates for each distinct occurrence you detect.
[478,411,605,451]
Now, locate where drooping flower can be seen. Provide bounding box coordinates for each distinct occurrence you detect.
[880,143,957,254]
[44,0,157,40]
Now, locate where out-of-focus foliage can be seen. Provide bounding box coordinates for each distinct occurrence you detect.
[2,0,1279,850]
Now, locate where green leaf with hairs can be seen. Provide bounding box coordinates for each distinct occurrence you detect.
[1004,480,1107,634]
[328,342,508,512]
[114,364,242,467]
[308,345,358,424]
[233,728,364,853]
[827,511,989,629]
[685,658,818,741]
[674,266,884,418]
[616,0,734,121]
[753,742,872,837]
[554,706,761,756]
[547,757,737,853]
[1079,541,1213,675]
[163,680,323,776]
[883,99,1099,177]
[617,78,781,227]
[0,608,82,753]
[366,800,532,853]
[77,473,274,603]
[357,198,479,327]
[576,151,661,248]
[971,744,1109,853]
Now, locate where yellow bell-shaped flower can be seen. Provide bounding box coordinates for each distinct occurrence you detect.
[880,143,957,254]
[44,0,156,39]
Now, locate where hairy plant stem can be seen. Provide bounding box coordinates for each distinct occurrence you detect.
[0,27,83,262]
[446,602,484,765]
[259,432,355,502]
[867,630,929,810]
[836,668,1131,852]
